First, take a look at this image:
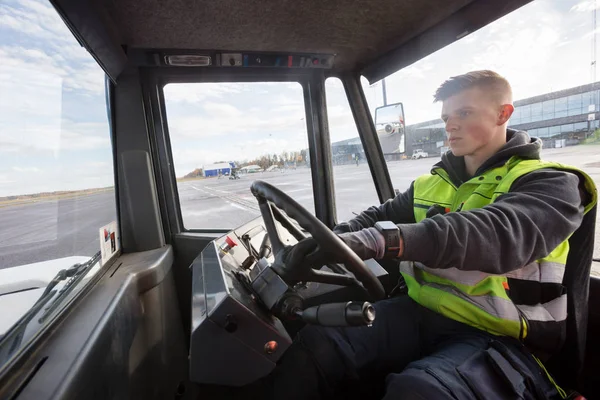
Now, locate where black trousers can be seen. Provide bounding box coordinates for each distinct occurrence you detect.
[257,296,561,400]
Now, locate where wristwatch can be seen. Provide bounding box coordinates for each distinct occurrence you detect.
[374,221,401,258]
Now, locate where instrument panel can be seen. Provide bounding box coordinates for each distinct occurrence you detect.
[189,217,298,386]
[189,216,388,386]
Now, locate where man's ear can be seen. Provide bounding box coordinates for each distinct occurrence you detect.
[497,104,514,125]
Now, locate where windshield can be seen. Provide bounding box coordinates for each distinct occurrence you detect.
[164,82,313,230]
[353,0,600,274]
[0,0,118,366]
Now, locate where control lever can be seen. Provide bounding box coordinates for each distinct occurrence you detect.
[296,301,376,327]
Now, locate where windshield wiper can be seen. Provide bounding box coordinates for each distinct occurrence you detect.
[37,251,101,323]
[0,252,101,364]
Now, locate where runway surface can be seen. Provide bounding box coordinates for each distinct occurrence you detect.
[1,146,599,275]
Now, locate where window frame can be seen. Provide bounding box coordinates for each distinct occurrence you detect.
[144,67,340,234]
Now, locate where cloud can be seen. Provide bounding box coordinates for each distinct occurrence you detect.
[0,174,16,186]
[0,0,114,196]
[0,36,109,155]
[571,0,599,11]
[0,117,110,154]
[0,0,74,42]
[86,161,111,168]
[0,0,105,97]
[0,45,104,97]
[12,166,41,173]
[377,0,590,124]
[166,98,306,141]
[164,83,246,104]
[326,104,359,142]
[388,62,435,80]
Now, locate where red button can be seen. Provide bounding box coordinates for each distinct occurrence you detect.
[225,236,237,248]
[264,341,278,354]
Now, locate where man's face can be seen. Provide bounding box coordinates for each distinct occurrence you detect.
[441,87,506,157]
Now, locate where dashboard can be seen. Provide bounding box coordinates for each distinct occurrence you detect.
[189,216,389,386]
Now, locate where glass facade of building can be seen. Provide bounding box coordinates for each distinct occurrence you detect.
[526,121,598,138]
[510,88,600,139]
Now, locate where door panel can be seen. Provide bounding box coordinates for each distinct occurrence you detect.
[0,246,188,400]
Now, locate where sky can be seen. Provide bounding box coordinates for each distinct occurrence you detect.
[0,0,599,194]
[0,0,112,196]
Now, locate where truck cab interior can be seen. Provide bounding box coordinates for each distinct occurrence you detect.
[1,0,599,399]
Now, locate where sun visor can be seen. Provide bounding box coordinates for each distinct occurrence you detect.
[50,0,127,82]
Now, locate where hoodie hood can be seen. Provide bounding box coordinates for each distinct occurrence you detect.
[434,129,542,186]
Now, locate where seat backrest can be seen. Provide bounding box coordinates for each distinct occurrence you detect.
[547,204,597,390]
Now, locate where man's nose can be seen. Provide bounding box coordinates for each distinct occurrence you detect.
[445,118,458,133]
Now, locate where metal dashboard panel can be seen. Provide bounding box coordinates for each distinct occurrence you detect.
[189,240,292,387]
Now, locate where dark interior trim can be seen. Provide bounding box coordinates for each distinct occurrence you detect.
[304,72,337,228]
[362,0,533,83]
[105,76,124,253]
[114,69,166,252]
[50,0,127,81]
[141,71,179,240]
[151,66,321,85]
[0,247,185,400]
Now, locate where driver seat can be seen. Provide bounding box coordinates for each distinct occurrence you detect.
[546,203,597,393]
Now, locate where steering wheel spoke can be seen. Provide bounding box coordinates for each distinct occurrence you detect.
[271,205,307,241]
[251,180,385,301]
[326,263,349,275]
[257,197,285,254]
[307,268,361,287]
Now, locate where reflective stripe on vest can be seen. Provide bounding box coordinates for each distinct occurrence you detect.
[407,156,597,348]
[413,259,567,286]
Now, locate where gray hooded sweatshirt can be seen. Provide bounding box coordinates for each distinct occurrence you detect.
[334,129,585,275]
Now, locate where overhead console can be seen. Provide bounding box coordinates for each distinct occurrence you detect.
[129,49,335,69]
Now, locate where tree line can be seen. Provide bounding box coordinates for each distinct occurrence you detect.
[234,149,308,169]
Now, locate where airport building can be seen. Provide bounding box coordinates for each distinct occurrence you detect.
[402,81,600,157]
[330,81,600,161]
[202,162,235,177]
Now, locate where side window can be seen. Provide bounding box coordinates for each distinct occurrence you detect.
[0,0,117,361]
[163,82,312,230]
[0,0,116,268]
[325,78,380,223]
[357,0,600,273]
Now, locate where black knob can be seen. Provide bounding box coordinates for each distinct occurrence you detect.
[300,302,376,327]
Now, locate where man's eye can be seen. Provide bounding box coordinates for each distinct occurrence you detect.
[460,110,471,118]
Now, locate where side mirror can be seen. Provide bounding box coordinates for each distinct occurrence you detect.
[375,102,405,153]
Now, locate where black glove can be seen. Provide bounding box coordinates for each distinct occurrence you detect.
[283,227,386,269]
[282,237,320,269]
[275,238,328,284]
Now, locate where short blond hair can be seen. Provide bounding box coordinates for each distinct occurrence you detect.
[434,70,512,104]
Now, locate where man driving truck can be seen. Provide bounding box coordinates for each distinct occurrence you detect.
[245,70,598,399]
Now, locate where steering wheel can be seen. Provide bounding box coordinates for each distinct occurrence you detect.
[250,180,385,301]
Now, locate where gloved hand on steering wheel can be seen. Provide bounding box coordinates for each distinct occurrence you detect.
[284,226,401,268]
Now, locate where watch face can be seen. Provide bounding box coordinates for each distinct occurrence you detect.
[377,221,398,231]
